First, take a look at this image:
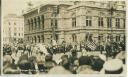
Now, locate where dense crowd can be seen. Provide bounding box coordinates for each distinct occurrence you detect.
[3,41,126,74]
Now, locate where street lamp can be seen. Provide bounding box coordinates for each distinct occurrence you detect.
[108,2,116,42]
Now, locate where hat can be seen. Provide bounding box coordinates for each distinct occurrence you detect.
[48,66,71,74]
[99,54,106,61]
[103,59,123,74]
[45,54,53,61]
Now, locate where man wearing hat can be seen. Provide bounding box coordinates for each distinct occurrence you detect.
[100,59,126,74]
[44,54,57,73]
[59,55,70,70]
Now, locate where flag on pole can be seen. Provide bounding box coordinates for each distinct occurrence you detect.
[85,40,97,51]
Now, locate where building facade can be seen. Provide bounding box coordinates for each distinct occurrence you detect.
[3,14,24,44]
[23,1,126,45]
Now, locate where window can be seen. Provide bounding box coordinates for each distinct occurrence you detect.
[38,16,41,29]
[53,6,59,16]
[19,33,20,36]
[85,34,93,41]
[28,36,29,41]
[41,15,44,29]
[72,34,77,42]
[41,35,44,43]
[38,36,41,43]
[107,34,113,41]
[55,34,58,42]
[98,17,103,27]
[88,34,93,41]
[34,18,37,29]
[51,19,58,29]
[116,35,120,42]
[9,22,11,25]
[55,19,58,29]
[107,17,112,28]
[28,20,30,31]
[31,19,33,30]
[14,33,17,36]
[98,34,103,42]
[115,18,120,29]
[36,17,39,29]
[86,16,92,26]
[72,17,76,27]
[34,36,37,43]
[51,19,53,27]
[123,19,125,28]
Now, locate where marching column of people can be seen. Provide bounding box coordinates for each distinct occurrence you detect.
[3,40,126,74]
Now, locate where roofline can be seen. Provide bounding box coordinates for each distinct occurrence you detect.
[23,3,72,16]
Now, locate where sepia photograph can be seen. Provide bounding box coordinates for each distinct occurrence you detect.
[2,0,126,75]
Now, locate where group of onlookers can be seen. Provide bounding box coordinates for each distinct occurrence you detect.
[3,41,125,74]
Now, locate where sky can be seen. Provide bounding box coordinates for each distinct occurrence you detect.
[2,0,55,16]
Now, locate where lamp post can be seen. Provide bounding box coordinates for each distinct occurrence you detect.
[108,1,116,42]
[108,1,116,55]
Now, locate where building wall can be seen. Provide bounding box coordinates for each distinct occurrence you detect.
[3,14,24,44]
[23,1,126,45]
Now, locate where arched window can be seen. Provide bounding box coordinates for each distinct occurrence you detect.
[72,13,76,28]
[72,34,77,42]
[41,35,44,43]
[34,18,37,29]
[31,19,33,30]
[41,15,44,29]
[14,22,16,25]
[38,36,40,43]
[38,16,41,29]
[31,37,33,43]
[116,35,120,42]
[28,20,30,31]
[34,36,37,43]
[55,34,58,42]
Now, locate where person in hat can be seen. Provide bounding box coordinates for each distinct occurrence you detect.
[28,56,38,74]
[115,51,125,64]
[59,55,70,70]
[100,59,125,74]
[91,56,105,71]
[69,49,78,63]
[44,54,57,73]
[17,53,30,74]
[105,42,112,58]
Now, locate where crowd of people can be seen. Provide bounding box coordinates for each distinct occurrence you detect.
[3,40,126,74]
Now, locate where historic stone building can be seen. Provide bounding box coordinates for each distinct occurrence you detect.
[23,1,126,45]
[3,14,24,44]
